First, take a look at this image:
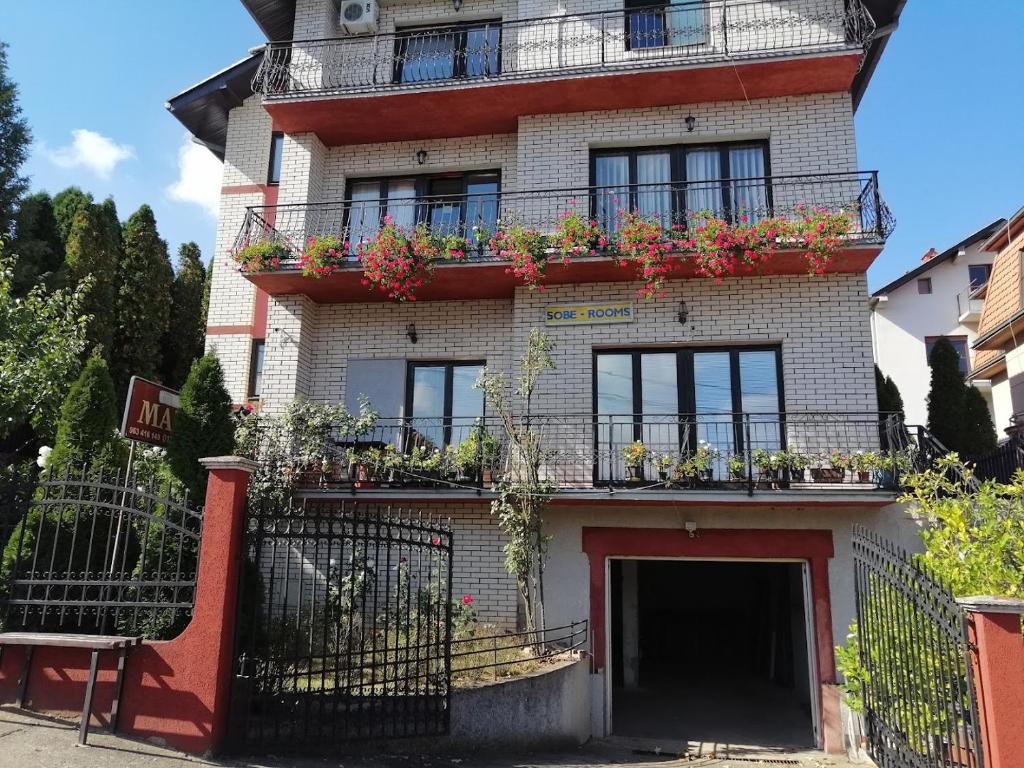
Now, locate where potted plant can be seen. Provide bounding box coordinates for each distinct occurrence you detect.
[300,235,348,278]
[753,448,787,488]
[811,451,848,483]
[347,445,382,488]
[679,442,718,486]
[231,240,289,273]
[726,454,747,482]
[850,451,881,483]
[653,453,675,483]
[456,422,500,486]
[622,441,650,482]
[786,450,810,482]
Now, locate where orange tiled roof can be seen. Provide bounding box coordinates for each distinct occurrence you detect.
[973,211,1024,355]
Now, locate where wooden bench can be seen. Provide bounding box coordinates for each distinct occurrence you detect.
[0,633,142,745]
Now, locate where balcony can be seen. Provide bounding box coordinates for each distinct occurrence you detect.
[236,171,894,302]
[252,1,877,143]
[261,411,922,504]
[957,283,987,325]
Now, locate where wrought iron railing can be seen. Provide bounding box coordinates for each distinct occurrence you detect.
[248,411,926,494]
[234,172,894,259]
[451,621,588,684]
[0,465,203,640]
[956,283,986,320]
[253,0,876,99]
[969,433,1024,484]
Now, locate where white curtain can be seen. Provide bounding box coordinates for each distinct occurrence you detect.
[667,0,707,47]
[387,179,418,230]
[637,153,673,227]
[595,155,630,231]
[729,146,768,222]
[348,182,382,254]
[686,148,723,217]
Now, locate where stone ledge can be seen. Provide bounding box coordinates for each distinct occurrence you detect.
[956,596,1024,615]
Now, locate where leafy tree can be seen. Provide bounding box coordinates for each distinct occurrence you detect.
[0,243,90,441]
[65,203,119,356]
[161,242,207,388]
[52,187,94,246]
[110,205,172,395]
[926,337,965,450]
[0,42,30,238]
[475,330,556,633]
[9,193,64,294]
[167,355,235,500]
[47,354,122,471]
[961,386,997,456]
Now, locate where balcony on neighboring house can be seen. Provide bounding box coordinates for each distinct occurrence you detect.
[251,0,877,143]
[234,170,894,301]
[956,282,987,325]
[257,411,927,505]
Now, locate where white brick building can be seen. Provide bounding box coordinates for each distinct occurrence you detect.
[169,0,908,755]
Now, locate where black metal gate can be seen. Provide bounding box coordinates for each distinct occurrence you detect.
[852,526,983,768]
[231,495,454,752]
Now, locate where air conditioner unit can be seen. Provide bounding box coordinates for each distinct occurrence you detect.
[339,1,379,34]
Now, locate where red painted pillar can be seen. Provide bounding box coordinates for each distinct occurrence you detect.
[957,596,1024,768]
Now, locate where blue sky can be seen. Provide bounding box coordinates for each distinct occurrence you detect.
[3,1,1023,287]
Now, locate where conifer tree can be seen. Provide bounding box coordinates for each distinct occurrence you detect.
[167,354,235,499]
[161,242,207,388]
[110,205,172,395]
[48,355,121,471]
[926,337,965,451]
[52,186,94,246]
[0,42,30,238]
[961,387,997,456]
[65,204,119,356]
[9,192,64,294]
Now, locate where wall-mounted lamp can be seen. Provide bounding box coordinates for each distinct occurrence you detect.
[685,114,696,133]
[452,0,463,10]
[677,300,689,325]
[406,323,418,344]
[416,149,428,165]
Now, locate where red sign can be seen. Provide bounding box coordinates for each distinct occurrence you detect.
[120,377,181,447]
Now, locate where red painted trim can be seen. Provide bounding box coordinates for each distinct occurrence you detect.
[206,324,254,336]
[964,609,1024,768]
[252,292,269,339]
[264,55,861,145]
[0,465,252,754]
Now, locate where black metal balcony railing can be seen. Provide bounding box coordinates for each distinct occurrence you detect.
[235,172,894,260]
[256,412,924,495]
[253,1,876,99]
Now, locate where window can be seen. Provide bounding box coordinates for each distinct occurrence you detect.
[968,264,992,290]
[267,132,284,185]
[917,278,932,295]
[925,336,969,375]
[394,21,501,84]
[626,0,707,50]
[248,340,266,399]
[347,171,500,252]
[594,347,783,479]
[591,141,769,229]
[406,361,485,449]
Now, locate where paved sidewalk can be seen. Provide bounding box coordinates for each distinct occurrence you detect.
[0,708,865,768]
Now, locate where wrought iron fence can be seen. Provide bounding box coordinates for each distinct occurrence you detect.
[234,172,894,259]
[232,498,454,750]
[451,620,588,684]
[0,465,203,640]
[852,526,983,768]
[246,411,919,494]
[968,434,1024,484]
[253,0,876,99]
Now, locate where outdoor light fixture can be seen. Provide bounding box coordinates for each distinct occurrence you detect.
[416,149,428,165]
[677,300,689,325]
[452,0,463,10]
[406,323,418,344]
[685,114,696,132]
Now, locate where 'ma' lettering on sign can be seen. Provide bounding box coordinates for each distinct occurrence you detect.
[120,377,182,448]
[545,303,634,326]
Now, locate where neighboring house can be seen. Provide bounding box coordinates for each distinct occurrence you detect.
[168,0,908,755]
[967,209,1024,435]
[869,219,1006,427]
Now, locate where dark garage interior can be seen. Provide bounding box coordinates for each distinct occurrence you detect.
[610,559,815,749]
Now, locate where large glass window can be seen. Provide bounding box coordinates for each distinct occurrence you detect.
[594,347,782,481]
[394,21,501,84]
[346,171,500,253]
[407,362,485,450]
[592,142,769,230]
[626,1,707,49]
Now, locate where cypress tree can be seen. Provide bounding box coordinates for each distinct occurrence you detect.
[110,205,173,395]
[167,355,235,500]
[10,192,64,294]
[875,365,905,417]
[0,42,30,238]
[48,355,122,471]
[161,242,207,388]
[52,186,94,246]
[961,387,997,456]
[926,337,966,451]
[65,203,119,356]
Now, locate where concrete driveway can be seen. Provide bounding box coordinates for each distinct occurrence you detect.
[0,708,865,768]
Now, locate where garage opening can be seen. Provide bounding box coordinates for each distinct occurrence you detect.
[610,559,816,748]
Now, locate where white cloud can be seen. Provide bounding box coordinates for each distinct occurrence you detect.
[44,129,134,178]
[166,137,223,217]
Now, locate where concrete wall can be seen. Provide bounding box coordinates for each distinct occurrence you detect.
[871,241,995,427]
